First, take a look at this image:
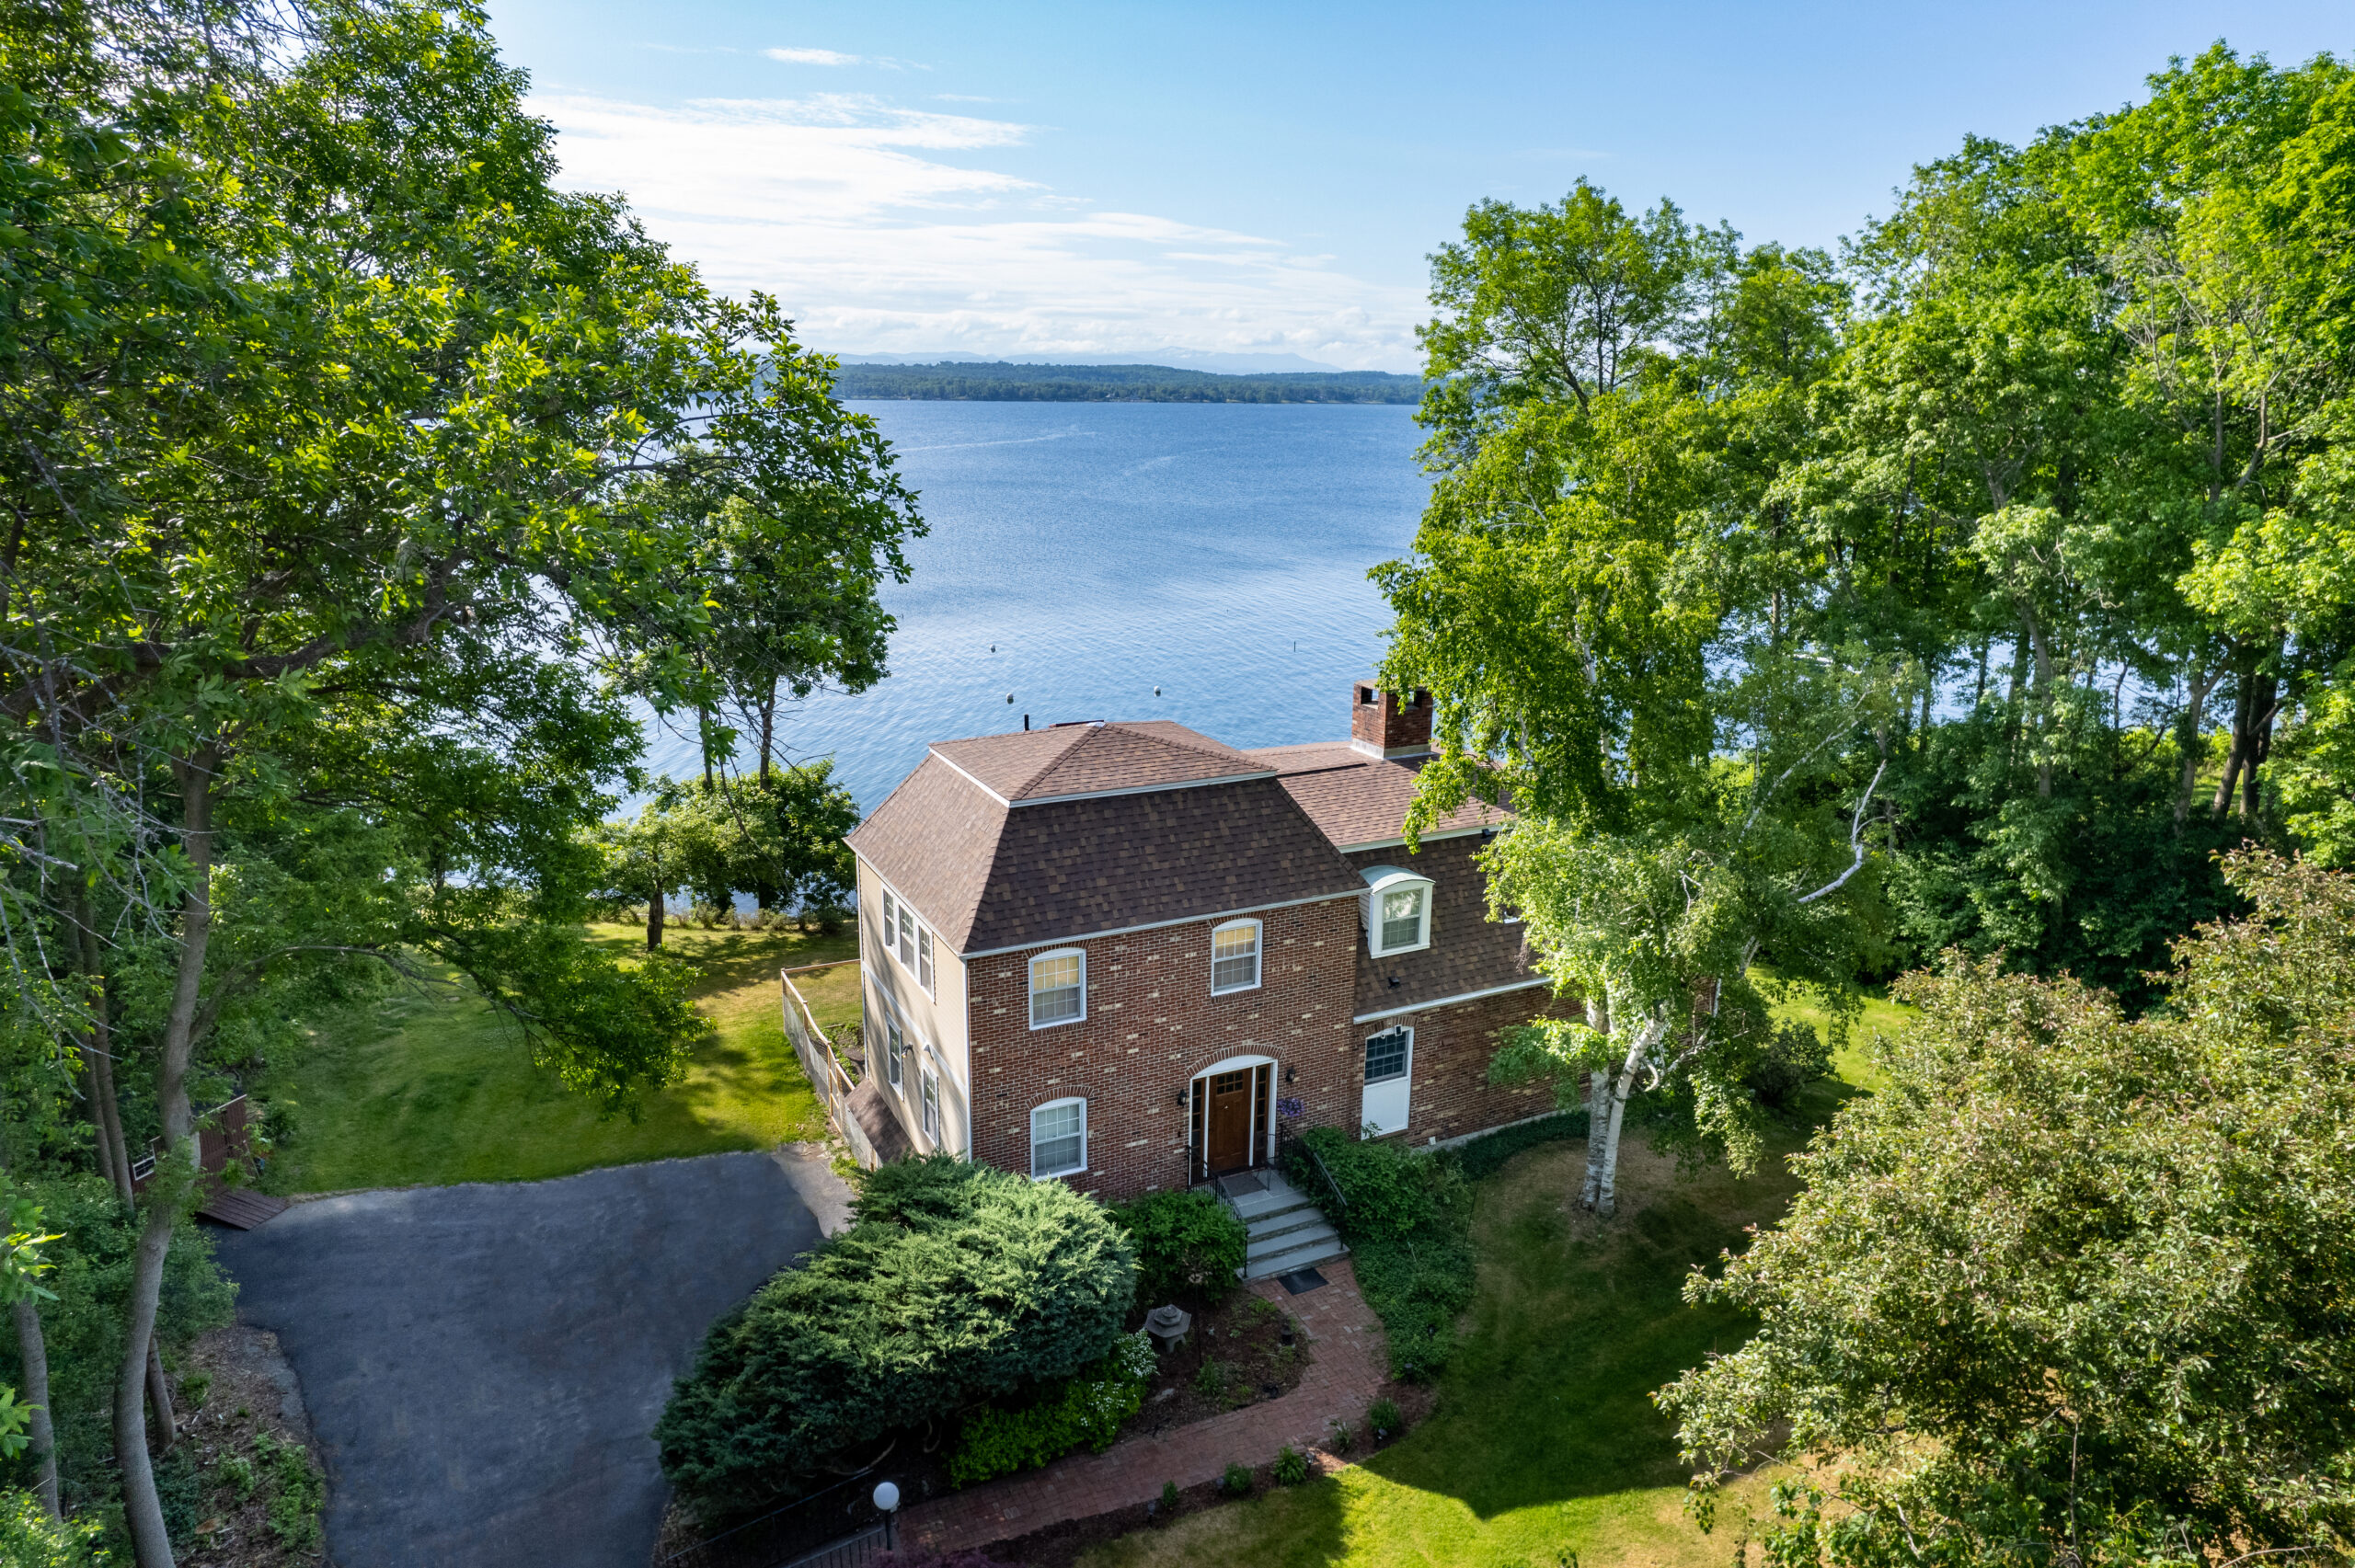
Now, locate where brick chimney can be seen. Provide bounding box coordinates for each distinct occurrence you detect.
[1350,682,1434,759]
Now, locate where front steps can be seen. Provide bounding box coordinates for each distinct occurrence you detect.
[1214,1169,1349,1280]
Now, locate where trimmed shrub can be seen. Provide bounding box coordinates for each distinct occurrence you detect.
[655,1156,1138,1518]
[1110,1189,1247,1306]
[1222,1461,1253,1496]
[949,1332,1155,1486]
[1744,1020,1832,1110]
[1453,1109,1591,1182]
[1272,1446,1309,1485]
[1280,1127,1437,1242]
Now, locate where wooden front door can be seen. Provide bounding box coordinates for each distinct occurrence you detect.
[1205,1068,1256,1173]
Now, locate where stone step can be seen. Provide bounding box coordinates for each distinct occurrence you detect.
[1242,1230,1349,1281]
[1246,1218,1339,1264]
[1245,1206,1330,1246]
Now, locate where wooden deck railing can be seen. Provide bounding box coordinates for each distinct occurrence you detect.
[779,964,880,1170]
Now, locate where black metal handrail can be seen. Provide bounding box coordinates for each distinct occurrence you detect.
[1277,1121,1347,1222]
[661,1464,876,1568]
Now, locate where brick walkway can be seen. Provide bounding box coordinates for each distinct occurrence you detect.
[901,1258,1389,1551]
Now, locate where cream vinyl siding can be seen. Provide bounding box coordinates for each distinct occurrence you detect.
[855,855,971,1156]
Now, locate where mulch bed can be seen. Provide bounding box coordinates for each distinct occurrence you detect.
[172,1324,327,1568]
[1124,1288,1310,1437]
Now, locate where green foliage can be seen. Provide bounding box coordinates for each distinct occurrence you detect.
[948,1332,1154,1487]
[210,1454,256,1502]
[1222,1462,1254,1497]
[1158,1480,1180,1514]
[253,1432,324,1551]
[1367,1399,1403,1441]
[654,1158,1137,1519]
[0,1176,234,1512]
[1272,1447,1309,1485]
[0,1486,107,1566]
[1661,852,2355,1564]
[1280,1128,1435,1242]
[1109,1189,1247,1307]
[1453,1111,1591,1183]
[1350,1209,1476,1382]
[1740,1022,1832,1112]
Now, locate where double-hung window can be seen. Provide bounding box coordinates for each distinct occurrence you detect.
[898,904,916,967]
[879,889,896,945]
[1361,867,1434,957]
[1028,949,1085,1028]
[1210,919,1260,994]
[1030,1098,1086,1177]
[917,927,935,995]
[884,1016,904,1091]
[920,1062,941,1141]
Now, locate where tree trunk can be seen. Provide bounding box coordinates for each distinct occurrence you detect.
[13,1298,57,1520]
[115,748,218,1568]
[2242,669,2277,822]
[73,891,134,1202]
[147,1343,176,1450]
[2174,666,2217,830]
[2212,665,2255,818]
[1580,1006,1667,1219]
[646,886,665,951]
[2028,611,2054,799]
[759,681,776,785]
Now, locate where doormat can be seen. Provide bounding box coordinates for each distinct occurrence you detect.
[1218,1172,1266,1199]
[1275,1267,1328,1296]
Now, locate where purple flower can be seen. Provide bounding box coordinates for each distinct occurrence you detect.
[1277,1096,1305,1120]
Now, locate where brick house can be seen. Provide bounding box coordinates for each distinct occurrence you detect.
[844,684,1574,1203]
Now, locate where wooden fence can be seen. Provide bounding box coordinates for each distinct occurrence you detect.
[780,965,879,1171]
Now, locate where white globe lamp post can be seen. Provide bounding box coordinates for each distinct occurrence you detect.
[873,1480,902,1549]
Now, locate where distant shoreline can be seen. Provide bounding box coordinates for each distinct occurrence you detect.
[829,361,1423,405]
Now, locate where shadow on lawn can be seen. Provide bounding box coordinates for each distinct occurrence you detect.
[1353,1116,1822,1524]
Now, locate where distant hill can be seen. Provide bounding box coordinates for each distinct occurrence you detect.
[833,349,1350,374]
[829,361,1424,405]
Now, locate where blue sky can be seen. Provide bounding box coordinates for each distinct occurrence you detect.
[486,1,2349,372]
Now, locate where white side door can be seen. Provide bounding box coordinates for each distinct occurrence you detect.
[1361,1025,1413,1137]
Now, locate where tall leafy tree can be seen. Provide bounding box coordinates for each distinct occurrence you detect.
[1385,188,1885,1215]
[0,1,919,1558]
[1662,853,2355,1565]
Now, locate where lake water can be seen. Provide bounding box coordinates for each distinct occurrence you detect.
[643,401,1433,811]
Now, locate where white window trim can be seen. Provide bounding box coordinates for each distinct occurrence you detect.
[1362,866,1434,958]
[920,1060,940,1140]
[883,1014,904,1091]
[1028,946,1087,1030]
[1029,1095,1087,1179]
[872,875,939,997]
[1209,918,1262,996]
[916,926,936,997]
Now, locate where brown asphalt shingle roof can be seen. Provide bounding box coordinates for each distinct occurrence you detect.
[1248,742,1511,849]
[933,721,1269,803]
[848,748,1361,956]
[1349,836,1546,1018]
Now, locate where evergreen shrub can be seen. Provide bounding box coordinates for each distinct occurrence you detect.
[948,1332,1154,1486]
[1743,1020,1832,1110]
[1109,1189,1246,1306]
[654,1155,1138,1519]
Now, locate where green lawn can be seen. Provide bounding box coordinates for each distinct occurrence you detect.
[1078,1000,1920,1568]
[260,920,867,1192]
[1079,1133,1810,1568]
[1764,975,1916,1093]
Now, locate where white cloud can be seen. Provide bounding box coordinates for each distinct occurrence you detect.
[764,47,862,66]
[530,91,1422,371]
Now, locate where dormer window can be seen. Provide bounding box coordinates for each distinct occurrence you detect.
[1361,865,1433,957]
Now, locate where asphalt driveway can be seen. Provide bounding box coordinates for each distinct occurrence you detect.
[216,1148,852,1568]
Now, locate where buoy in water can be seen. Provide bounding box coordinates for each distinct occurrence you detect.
[1154,686,1161,696]
[1005,693,1014,703]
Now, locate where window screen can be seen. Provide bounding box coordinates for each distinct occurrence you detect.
[898,905,915,967]
[1380,887,1426,952]
[885,1018,904,1088]
[917,926,935,994]
[1211,922,1259,992]
[880,889,896,940]
[1365,1026,1411,1084]
[1029,951,1084,1026]
[921,1065,940,1139]
[1031,1100,1084,1175]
